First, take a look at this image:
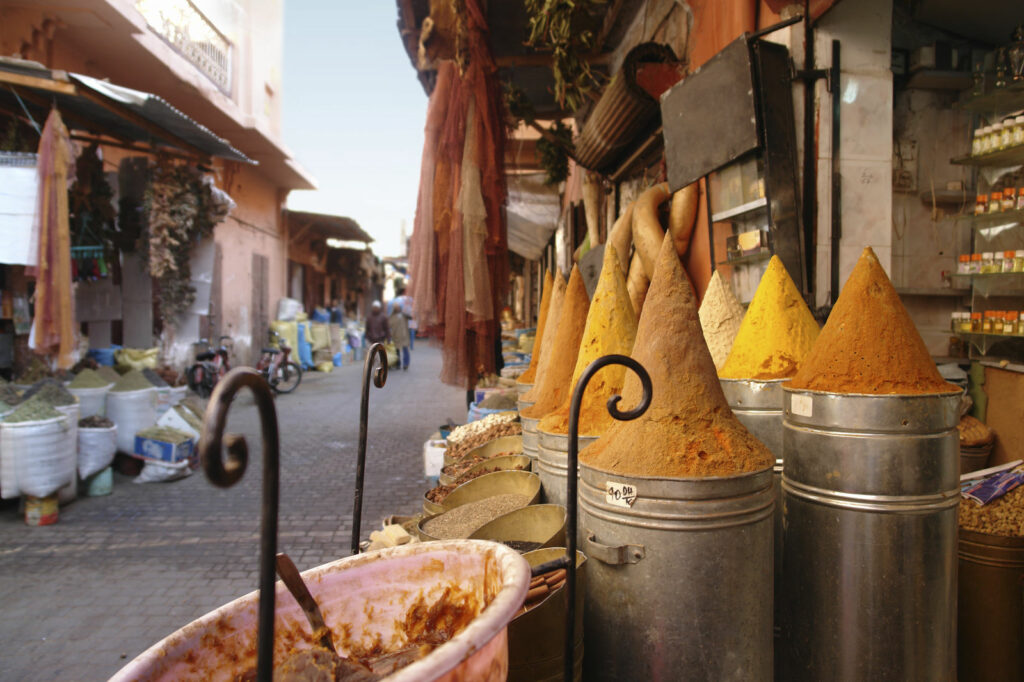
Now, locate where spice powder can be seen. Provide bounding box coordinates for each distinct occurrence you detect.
[719,256,819,380]
[580,234,773,478]
[788,247,959,395]
[517,269,554,386]
[520,273,566,402]
[539,245,638,436]
[698,270,746,370]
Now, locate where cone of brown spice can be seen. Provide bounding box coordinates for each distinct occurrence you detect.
[517,269,554,386]
[788,247,959,395]
[580,234,773,478]
[521,266,591,419]
[520,273,566,402]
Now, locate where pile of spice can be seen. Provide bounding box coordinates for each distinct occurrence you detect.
[698,270,746,370]
[79,415,114,428]
[442,448,521,480]
[142,368,169,388]
[719,256,819,380]
[427,462,528,503]
[959,485,1024,537]
[22,379,77,406]
[516,270,555,387]
[96,366,121,383]
[4,395,63,423]
[421,493,530,539]
[521,266,591,419]
[580,235,774,478]
[15,356,50,384]
[520,566,567,614]
[445,412,521,460]
[110,369,155,393]
[539,245,638,436]
[136,426,192,444]
[520,273,567,394]
[788,248,959,394]
[479,391,518,410]
[68,368,113,389]
[0,385,24,409]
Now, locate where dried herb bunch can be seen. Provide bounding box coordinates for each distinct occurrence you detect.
[525,0,605,111]
[143,159,230,322]
[68,143,116,247]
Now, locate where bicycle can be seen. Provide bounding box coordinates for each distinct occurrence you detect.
[257,330,302,394]
[186,336,233,398]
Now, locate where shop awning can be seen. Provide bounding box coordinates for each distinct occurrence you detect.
[285,210,374,244]
[506,173,560,260]
[0,57,252,163]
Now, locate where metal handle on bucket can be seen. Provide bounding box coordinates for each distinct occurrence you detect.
[351,342,388,555]
[566,354,652,682]
[582,531,645,565]
[199,367,281,682]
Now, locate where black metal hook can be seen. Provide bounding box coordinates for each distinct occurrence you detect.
[351,342,388,555]
[199,367,281,682]
[564,354,652,682]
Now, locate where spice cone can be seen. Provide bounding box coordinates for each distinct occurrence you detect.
[520,272,566,401]
[517,269,554,385]
[539,245,638,436]
[580,234,773,478]
[719,256,819,380]
[788,247,958,394]
[521,266,591,418]
[698,270,745,370]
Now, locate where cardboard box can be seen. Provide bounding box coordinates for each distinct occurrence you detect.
[133,434,195,465]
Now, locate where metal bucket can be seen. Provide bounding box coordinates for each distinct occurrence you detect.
[958,528,1024,682]
[536,428,598,506]
[520,414,540,463]
[441,436,525,483]
[469,504,567,551]
[781,388,960,681]
[507,548,586,682]
[579,462,774,680]
[720,378,785,654]
[515,382,533,398]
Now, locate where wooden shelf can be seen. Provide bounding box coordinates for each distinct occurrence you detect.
[907,69,973,91]
[958,80,1024,113]
[955,331,1024,355]
[896,287,971,297]
[717,251,771,267]
[711,196,767,223]
[953,207,1024,230]
[952,144,1024,168]
[952,271,1024,297]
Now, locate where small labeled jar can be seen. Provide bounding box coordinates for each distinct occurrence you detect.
[992,122,1005,151]
[971,253,983,273]
[982,252,995,273]
[994,252,1005,272]
[951,312,959,333]
[980,126,993,154]
[958,254,971,274]
[1015,249,1024,272]
[1004,250,1017,272]
[971,312,983,332]
[1019,312,1024,335]
[983,311,995,333]
[1003,187,1017,211]
[975,194,988,215]
[990,191,1003,212]
[1018,187,1024,210]
[1006,311,1018,334]
[1001,120,1014,150]
[1014,116,1024,146]
[973,128,985,155]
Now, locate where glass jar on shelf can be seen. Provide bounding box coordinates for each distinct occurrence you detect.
[1006,311,1018,335]
[1019,312,1024,335]
[975,194,988,215]
[972,127,984,156]
[1004,250,1017,272]
[1001,120,1014,150]
[981,126,994,154]
[971,253,983,273]
[950,312,959,333]
[961,312,974,333]
[983,311,995,333]
[1014,116,1024,147]
[958,254,971,274]
[993,122,1006,151]
[971,312,983,332]
[989,192,1003,213]
[1015,250,1024,272]
[982,252,996,273]
[1003,188,1017,211]
[994,252,1005,272]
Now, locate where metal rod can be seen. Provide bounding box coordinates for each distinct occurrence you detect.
[351,342,389,555]
[199,367,281,682]
[801,0,817,297]
[565,354,652,682]
[829,39,842,305]
[748,13,804,41]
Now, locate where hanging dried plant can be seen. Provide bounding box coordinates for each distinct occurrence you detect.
[525,0,605,111]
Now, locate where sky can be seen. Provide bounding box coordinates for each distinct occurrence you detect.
[281,3,428,259]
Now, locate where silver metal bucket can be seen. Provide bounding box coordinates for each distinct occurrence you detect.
[781,388,960,681]
[515,381,533,398]
[579,462,774,680]
[520,414,540,463]
[720,378,785,656]
[536,428,598,506]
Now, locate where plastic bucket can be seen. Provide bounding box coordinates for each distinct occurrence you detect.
[24,494,58,525]
[83,466,113,496]
[67,384,112,418]
[110,540,530,682]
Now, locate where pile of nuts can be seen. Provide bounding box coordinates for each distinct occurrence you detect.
[959,484,1024,537]
[446,412,521,460]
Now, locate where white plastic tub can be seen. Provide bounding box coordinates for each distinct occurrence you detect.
[111,539,530,682]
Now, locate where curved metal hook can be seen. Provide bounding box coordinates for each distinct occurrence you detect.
[199,367,280,682]
[351,343,389,555]
[563,354,652,682]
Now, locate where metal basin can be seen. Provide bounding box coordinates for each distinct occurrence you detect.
[442,470,542,512]
[441,436,525,479]
[468,504,567,551]
[439,454,532,487]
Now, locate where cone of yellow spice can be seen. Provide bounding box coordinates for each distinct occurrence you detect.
[520,272,566,406]
[521,266,591,418]
[698,270,746,370]
[581,234,773,478]
[516,269,554,386]
[539,245,638,436]
[788,247,958,394]
[719,256,819,380]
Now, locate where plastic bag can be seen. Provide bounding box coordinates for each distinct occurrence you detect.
[107,387,157,453]
[79,425,117,479]
[6,416,73,498]
[134,459,191,484]
[115,347,159,371]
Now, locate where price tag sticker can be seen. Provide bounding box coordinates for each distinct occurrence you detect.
[606,481,638,508]
[791,394,813,418]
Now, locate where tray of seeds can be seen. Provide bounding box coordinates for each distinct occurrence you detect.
[468,504,567,553]
[417,493,534,541]
[425,456,533,514]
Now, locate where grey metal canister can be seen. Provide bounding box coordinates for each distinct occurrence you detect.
[579,462,774,680]
[780,388,960,681]
[519,412,540,463]
[720,378,784,646]
[536,428,597,505]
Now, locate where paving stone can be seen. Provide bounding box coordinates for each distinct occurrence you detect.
[0,344,468,680]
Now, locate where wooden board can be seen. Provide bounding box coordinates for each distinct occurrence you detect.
[984,365,1024,466]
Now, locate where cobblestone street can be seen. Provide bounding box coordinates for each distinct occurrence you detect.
[0,344,467,681]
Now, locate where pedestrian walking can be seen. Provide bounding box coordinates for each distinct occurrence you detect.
[365,301,390,346]
[388,303,411,370]
[391,286,416,350]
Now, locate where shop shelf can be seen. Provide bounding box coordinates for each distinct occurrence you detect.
[954,207,1024,230]
[958,80,1024,114]
[951,144,1024,168]
[906,69,973,91]
[951,271,1024,297]
[711,196,767,223]
[895,287,971,297]
[954,331,1024,355]
[717,251,771,267]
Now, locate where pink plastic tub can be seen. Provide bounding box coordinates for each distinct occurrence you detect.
[111,539,530,681]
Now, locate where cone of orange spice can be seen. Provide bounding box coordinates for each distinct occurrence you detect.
[719,256,819,380]
[788,247,959,394]
[521,266,591,418]
[517,269,554,386]
[520,272,566,403]
[539,245,638,436]
[581,234,773,478]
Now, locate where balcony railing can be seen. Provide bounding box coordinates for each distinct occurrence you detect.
[136,0,232,93]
